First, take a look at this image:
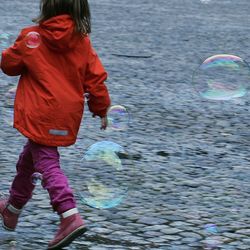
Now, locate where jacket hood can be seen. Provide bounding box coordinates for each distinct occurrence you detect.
[39,15,81,51]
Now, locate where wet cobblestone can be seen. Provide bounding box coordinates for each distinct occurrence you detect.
[0,0,250,249]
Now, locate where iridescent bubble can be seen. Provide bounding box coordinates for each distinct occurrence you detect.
[192,54,250,100]
[200,0,211,4]
[4,108,14,127]
[77,141,133,209]
[31,172,43,186]
[84,93,90,102]
[25,31,41,49]
[204,224,221,249]
[204,224,218,234]
[0,191,8,200]
[107,105,130,131]
[5,87,16,107]
[0,33,12,49]
[3,87,16,126]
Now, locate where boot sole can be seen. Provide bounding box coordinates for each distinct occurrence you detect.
[0,213,15,231]
[47,226,87,250]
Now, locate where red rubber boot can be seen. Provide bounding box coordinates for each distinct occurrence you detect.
[0,199,21,231]
[48,212,87,249]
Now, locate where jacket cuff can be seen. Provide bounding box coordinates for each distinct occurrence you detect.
[95,107,110,118]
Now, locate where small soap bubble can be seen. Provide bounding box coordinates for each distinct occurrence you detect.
[0,191,8,200]
[192,54,250,100]
[107,105,130,131]
[5,87,16,107]
[4,108,14,127]
[0,33,12,49]
[204,224,221,249]
[9,241,16,247]
[200,0,211,4]
[204,224,218,234]
[84,93,90,102]
[3,87,16,126]
[77,141,134,209]
[31,172,43,186]
[25,31,41,49]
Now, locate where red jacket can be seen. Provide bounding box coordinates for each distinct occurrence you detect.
[1,15,111,147]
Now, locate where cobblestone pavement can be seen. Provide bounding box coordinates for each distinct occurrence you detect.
[0,0,250,249]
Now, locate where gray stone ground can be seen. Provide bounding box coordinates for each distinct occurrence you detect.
[0,0,250,249]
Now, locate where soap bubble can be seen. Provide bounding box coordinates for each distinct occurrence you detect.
[5,87,16,107]
[200,0,211,4]
[0,33,13,49]
[84,93,90,102]
[204,224,218,234]
[31,172,43,186]
[204,224,221,249]
[25,32,41,49]
[76,141,133,209]
[0,191,8,200]
[4,108,14,127]
[79,104,130,135]
[107,105,130,131]
[192,54,250,100]
[3,87,16,126]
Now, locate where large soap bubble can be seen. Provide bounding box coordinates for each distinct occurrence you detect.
[76,141,134,209]
[192,54,250,100]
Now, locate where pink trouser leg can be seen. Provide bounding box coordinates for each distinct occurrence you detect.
[9,140,77,214]
[28,140,76,214]
[9,140,35,209]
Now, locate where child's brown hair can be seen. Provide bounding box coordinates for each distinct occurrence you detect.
[33,0,91,35]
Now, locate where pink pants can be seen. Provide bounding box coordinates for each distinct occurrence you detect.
[8,140,76,214]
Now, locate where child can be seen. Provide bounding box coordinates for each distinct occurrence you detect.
[0,0,111,249]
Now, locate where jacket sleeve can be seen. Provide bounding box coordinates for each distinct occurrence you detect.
[83,38,111,117]
[1,30,25,76]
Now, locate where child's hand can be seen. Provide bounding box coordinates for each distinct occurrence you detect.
[100,116,108,130]
[92,114,108,130]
